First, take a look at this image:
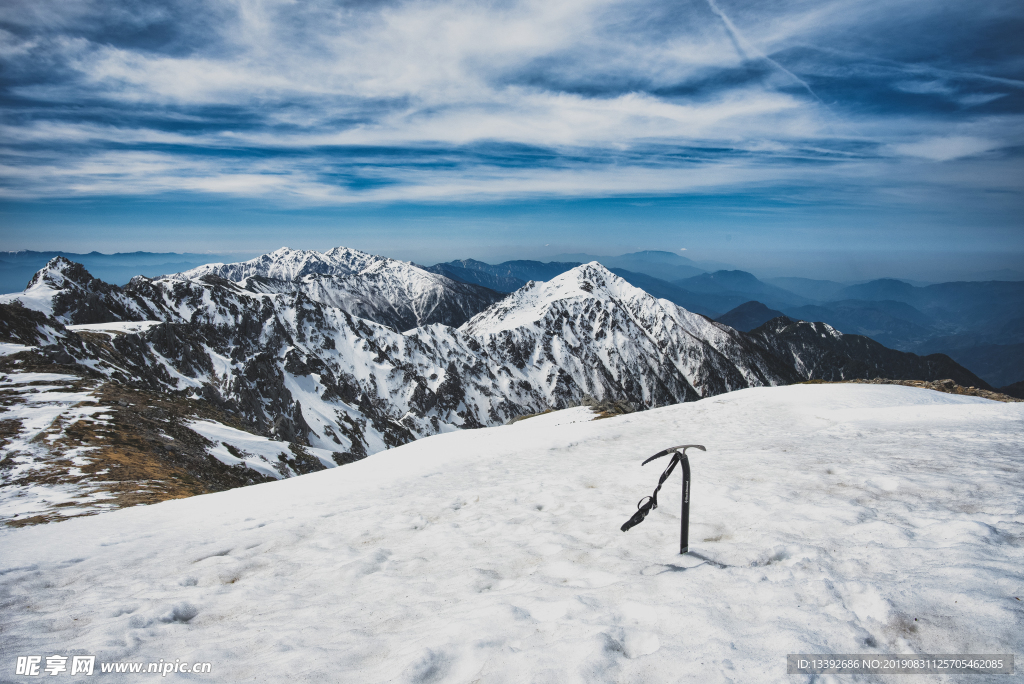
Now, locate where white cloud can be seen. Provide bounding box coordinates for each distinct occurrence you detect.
[890,136,1001,161]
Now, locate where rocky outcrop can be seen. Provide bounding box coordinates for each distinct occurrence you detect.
[749,317,992,389]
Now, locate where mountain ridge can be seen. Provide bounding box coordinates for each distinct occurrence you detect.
[0,249,995,524]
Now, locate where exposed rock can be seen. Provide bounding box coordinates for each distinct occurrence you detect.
[804,377,1022,403]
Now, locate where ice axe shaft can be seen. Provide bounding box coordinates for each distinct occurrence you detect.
[680,454,691,554]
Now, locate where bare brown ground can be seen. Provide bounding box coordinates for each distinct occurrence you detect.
[1,351,273,528]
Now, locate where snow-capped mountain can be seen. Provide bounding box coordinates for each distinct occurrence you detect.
[463,263,794,402]
[1,250,993,487]
[178,246,506,330]
[178,246,381,281]
[0,256,793,461]
[1,248,505,331]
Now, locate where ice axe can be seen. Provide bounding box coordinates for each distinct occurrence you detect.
[620,444,706,554]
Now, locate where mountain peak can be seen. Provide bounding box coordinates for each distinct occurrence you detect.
[30,256,100,290]
[530,261,639,302]
[462,262,656,335]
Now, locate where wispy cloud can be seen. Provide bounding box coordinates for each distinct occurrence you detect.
[0,0,1021,206]
[890,136,1001,162]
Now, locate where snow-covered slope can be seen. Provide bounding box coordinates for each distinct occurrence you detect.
[3,385,1021,682]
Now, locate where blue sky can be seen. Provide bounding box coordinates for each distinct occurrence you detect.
[1,0,1022,279]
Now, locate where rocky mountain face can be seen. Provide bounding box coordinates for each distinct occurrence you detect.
[0,305,341,527]
[748,317,993,389]
[1,249,993,493]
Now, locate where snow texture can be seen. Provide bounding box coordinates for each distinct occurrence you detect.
[2,384,1021,683]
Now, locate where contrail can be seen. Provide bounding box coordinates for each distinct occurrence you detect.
[705,0,827,106]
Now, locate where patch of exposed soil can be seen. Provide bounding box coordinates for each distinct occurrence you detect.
[1,362,277,528]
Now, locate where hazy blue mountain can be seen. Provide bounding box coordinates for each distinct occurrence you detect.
[715,301,788,332]
[0,250,249,294]
[674,270,810,309]
[548,250,724,281]
[781,300,939,350]
[999,317,1024,339]
[765,277,847,301]
[425,259,581,292]
[911,339,1024,387]
[830,279,1024,334]
[943,344,1024,387]
[833,278,918,303]
[678,271,1023,384]
[604,269,722,318]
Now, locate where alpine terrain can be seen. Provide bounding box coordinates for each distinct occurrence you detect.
[0,247,1002,525]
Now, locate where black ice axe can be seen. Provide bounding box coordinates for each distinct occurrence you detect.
[620,444,706,554]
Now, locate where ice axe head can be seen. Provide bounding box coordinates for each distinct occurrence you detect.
[641,444,705,466]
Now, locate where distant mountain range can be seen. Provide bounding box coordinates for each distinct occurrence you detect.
[549,250,733,280]
[4,247,1020,386]
[430,255,1024,386]
[0,250,251,294]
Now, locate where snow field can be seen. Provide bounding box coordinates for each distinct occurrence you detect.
[1,384,1022,683]
[66,321,163,337]
[188,419,339,478]
[0,342,33,356]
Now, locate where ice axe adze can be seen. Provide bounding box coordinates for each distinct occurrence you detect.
[620,444,706,554]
